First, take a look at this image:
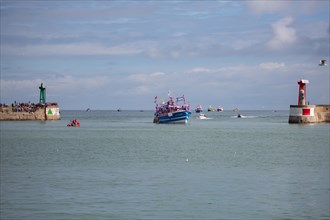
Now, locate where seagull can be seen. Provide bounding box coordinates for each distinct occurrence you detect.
[319,59,327,66]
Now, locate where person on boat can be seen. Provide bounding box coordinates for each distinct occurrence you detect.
[67,119,80,127]
[74,119,80,126]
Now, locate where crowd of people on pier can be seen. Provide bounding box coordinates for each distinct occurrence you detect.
[0,102,58,113]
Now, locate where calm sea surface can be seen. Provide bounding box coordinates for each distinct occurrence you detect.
[1,110,329,219]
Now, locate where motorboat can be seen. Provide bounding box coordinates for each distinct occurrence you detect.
[198,113,211,120]
[237,114,246,118]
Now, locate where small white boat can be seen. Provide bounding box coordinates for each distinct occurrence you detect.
[198,113,211,120]
[237,114,247,118]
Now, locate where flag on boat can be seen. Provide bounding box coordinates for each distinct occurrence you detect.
[176,96,185,101]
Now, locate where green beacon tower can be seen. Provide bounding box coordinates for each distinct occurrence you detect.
[39,83,46,103]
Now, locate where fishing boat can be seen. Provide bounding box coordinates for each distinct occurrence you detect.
[217,106,224,112]
[153,95,191,124]
[195,104,203,113]
[208,105,216,112]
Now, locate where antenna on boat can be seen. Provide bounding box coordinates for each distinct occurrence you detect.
[167,90,171,98]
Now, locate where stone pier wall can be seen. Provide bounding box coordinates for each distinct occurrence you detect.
[289,105,330,123]
[314,105,330,123]
[0,105,60,121]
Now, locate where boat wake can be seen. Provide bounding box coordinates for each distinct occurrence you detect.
[231,115,258,119]
[197,113,212,120]
[197,116,212,120]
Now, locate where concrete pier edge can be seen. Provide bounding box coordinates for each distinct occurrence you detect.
[289,105,330,123]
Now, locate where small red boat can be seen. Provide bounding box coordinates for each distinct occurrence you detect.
[67,119,80,127]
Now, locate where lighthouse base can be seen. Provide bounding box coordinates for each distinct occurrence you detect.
[289,105,330,124]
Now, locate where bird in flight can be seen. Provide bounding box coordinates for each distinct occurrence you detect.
[319,59,327,66]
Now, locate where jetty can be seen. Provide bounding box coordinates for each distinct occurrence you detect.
[0,83,60,121]
[288,79,330,123]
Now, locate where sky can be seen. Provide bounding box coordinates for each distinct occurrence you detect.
[1,0,329,110]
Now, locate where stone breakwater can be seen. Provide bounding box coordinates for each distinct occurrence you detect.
[0,104,60,121]
[289,105,330,123]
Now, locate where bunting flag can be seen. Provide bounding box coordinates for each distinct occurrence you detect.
[176,96,185,101]
[154,96,158,103]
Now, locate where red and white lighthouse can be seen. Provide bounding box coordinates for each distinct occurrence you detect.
[289,79,317,123]
[297,79,309,106]
[289,79,330,124]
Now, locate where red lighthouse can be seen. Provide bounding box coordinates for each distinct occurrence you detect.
[297,79,309,106]
[289,79,329,124]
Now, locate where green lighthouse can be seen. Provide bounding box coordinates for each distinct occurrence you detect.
[39,83,46,103]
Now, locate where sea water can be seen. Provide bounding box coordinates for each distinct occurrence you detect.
[1,110,329,219]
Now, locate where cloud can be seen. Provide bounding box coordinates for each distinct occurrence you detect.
[1,61,328,110]
[245,1,326,15]
[246,1,290,14]
[124,72,168,95]
[150,72,166,77]
[48,75,111,91]
[267,17,297,50]
[189,67,212,74]
[1,43,144,56]
[259,62,285,70]
[0,78,41,101]
[127,72,166,83]
[0,75,112,102]
[171,32,186,37]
